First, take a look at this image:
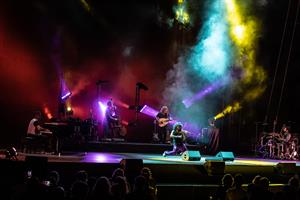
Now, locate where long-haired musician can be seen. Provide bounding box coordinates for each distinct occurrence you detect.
[155,106,172,144]
[104,99,121,139]
[162,122,188,156]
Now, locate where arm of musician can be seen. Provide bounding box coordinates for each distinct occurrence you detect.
[107,113,119,121]
[36,125,52,134]
[170,130,175,138]
[170,132,182,139]
[285,133,291,142]
[182,130,188,141]
[155,116,160,122]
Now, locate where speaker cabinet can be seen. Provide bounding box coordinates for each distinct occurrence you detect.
[181,150,201,161]
[25,156,48,179]
[275,162,296,175]
[216,151,235,161]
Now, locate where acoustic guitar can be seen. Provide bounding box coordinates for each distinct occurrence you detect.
[157,118,173,127]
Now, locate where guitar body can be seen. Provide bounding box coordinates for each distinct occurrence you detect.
[157,118,172,127]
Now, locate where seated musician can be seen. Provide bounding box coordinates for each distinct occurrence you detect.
[26,111,53,152]
[162,122,188,157]
[280,125,292,155]
[27,111,51,136]
[281,125,292,143]
[155,106,172,144]
[104,99,121,138]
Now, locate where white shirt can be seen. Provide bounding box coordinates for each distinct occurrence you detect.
[27,118,39,135]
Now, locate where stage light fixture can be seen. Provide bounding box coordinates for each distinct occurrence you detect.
[136,82,148,90]
[5,147,18,160]
[61,92,72,100]
[98,101,107,118]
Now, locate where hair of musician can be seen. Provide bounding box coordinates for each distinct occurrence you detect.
[34,110,42,117]
[173,122,183,130]
[160,106,168,112]
[107,99,113,106]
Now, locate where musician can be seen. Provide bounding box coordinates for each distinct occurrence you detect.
[27,111,51,136]
[26,111,53,152]
[155,106,171,144]
[206,117,219,155]
[104,99,120,138]
[280,125,292,156]
[280,125,292,143]
[162,122,187,156]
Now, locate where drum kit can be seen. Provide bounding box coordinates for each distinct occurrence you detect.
[257,132,299,160]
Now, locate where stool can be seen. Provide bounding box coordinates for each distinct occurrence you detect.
[22,135,48,153]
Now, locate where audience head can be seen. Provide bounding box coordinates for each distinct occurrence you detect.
[92,176,111,195]
[71,181,89,200]
[133,175,147,192]
[111,176,129,196]
[288,176,299,188]
[252,175,262,185]
[222,174,233,188]
[259,177,270,190]
[75,170,88,183]
[48,170,60,186]
[141,167,153,180]
[233,174,244,188]
[112,168,125,180]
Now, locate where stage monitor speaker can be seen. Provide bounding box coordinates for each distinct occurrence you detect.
[25,156,48,179]
[204,160,225,175]
[216,151,235,161]
[275,162,296,175]
[181,150,201,161]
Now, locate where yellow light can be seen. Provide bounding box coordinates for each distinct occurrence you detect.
[225,0,235,12]
[67,106,72,112]
[80,0,90,12]
[178,0,184,4]
[233,25,245,40]
[214,102,242,120]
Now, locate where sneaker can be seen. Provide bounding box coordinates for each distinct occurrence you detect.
[162,152,166,157]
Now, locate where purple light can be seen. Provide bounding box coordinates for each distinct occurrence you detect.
[98,101,107,118]
[182,80,225,108]
[139,105,159,118]
[94,154,108,162]
[61,92,71,100]
[60,79,71,100]
[82,153,121,163]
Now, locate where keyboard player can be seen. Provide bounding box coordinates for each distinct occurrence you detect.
[27,111,52,135]
[27,111,53,152]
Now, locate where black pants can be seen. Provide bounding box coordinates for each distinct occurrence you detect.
[157,126,168,143]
